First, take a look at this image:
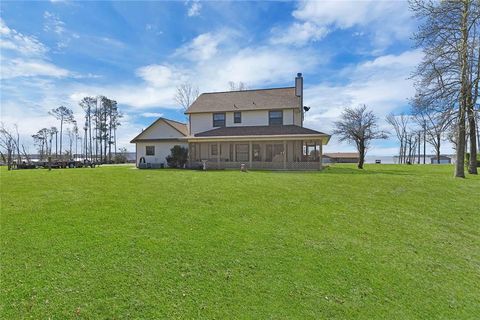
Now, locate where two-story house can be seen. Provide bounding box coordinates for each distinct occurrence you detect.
[131,73,330,170]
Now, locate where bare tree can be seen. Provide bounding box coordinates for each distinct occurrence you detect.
[174,82,199,114]
[411,95,454,163]
[386,113,410,164]
[333,105,388,169]
[0,123,19,170]
[411,0,480,176]
[228,81,248,91]
[79,97,96,160]
[32,128,50,160]
[49,106,75,157]
[49,126,58,157]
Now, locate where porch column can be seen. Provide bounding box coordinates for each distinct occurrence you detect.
[188,142,192,166]
[217,142,220,167]
[283,140,287,169]
[249,141,252,168]
[314,143,317,161]
[319,140,323,170]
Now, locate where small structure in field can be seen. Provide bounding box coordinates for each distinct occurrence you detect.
[323,152,360,164]
[430,155,452,164]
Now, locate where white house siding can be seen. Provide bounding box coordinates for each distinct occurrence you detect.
[190,113,213,135]
[136,121,183,139]
[293,109,302,126]
[190,109,298,135]
[136,141,188,167]
[133,118,188,167]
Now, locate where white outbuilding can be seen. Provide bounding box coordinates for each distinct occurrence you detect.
[130,117,188,168]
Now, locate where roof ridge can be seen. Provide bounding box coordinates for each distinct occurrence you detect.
[200,86,295,95]
[162,117,186,125]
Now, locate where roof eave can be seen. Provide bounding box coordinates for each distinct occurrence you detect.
[184,105,298,114]
[188,134,331,144]
[130,137,188,143]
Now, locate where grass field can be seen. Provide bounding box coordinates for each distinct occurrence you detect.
[1,164,479,319]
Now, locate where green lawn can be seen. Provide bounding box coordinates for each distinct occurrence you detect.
[1,164,479,319]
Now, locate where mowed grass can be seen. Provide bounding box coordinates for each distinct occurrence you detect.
[0,164,479,319]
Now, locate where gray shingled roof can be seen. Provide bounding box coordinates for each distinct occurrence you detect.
[194,125,328,137]
[163,118,188,136]
[185,87,299,114]
[130,117,187,143]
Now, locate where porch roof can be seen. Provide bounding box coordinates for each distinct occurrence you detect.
[189,125,330,143]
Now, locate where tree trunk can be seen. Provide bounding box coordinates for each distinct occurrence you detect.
[436,137,441,164]
[59,116,63,157]
[55,132,58,157]
[423,125,426,164]
[467,106,478,174]
[456,0,469,178]
[399,139,403,164]
[89,112,92,161]
[358,143,365,169]
[7,150,12,171]
[108,108,112,162]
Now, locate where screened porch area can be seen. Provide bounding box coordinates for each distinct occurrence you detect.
[187,139,325,170]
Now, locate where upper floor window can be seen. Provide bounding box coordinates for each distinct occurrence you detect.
[269,110,283,125]
[213,112,226,127]
[146,146,155,156]
[234,112,242,124]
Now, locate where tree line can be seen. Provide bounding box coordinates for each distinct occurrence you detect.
[1,96,122,170]
[406,0,479,177]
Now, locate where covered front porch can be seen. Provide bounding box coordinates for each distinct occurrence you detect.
[187,138,326,170]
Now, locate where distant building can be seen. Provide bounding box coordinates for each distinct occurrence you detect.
[324,152,359,163]
[430,155,452,164]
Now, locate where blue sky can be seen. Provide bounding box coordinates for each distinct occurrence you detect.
[1,0,446,155]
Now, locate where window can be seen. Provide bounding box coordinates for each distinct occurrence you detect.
[211,144,218,156]
[269,110,283,125]
[145,146,155,156]
[234,112,242,124]
[235,144,249,162]
[213,113,226,127]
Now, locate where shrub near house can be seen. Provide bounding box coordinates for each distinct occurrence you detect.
[166,145,188,168]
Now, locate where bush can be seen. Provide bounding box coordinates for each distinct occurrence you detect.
[114,154,127,164]
[166,145,188,168]
[114,147,128,164]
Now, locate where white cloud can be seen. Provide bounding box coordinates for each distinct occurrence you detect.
[1,58,70,79]
[135,64,177,87]
[0,18,47,56]
[271,21,329,46]
[43,11,66,35]
[293,1,382,29]
[275,0,413,50]
[210,46,319,88]
[302,49,424,153]
[141,112,164,118]
[186,0,202,17]
[0,19,74,80]
[68,41,321,110]
[175,32,223,61]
